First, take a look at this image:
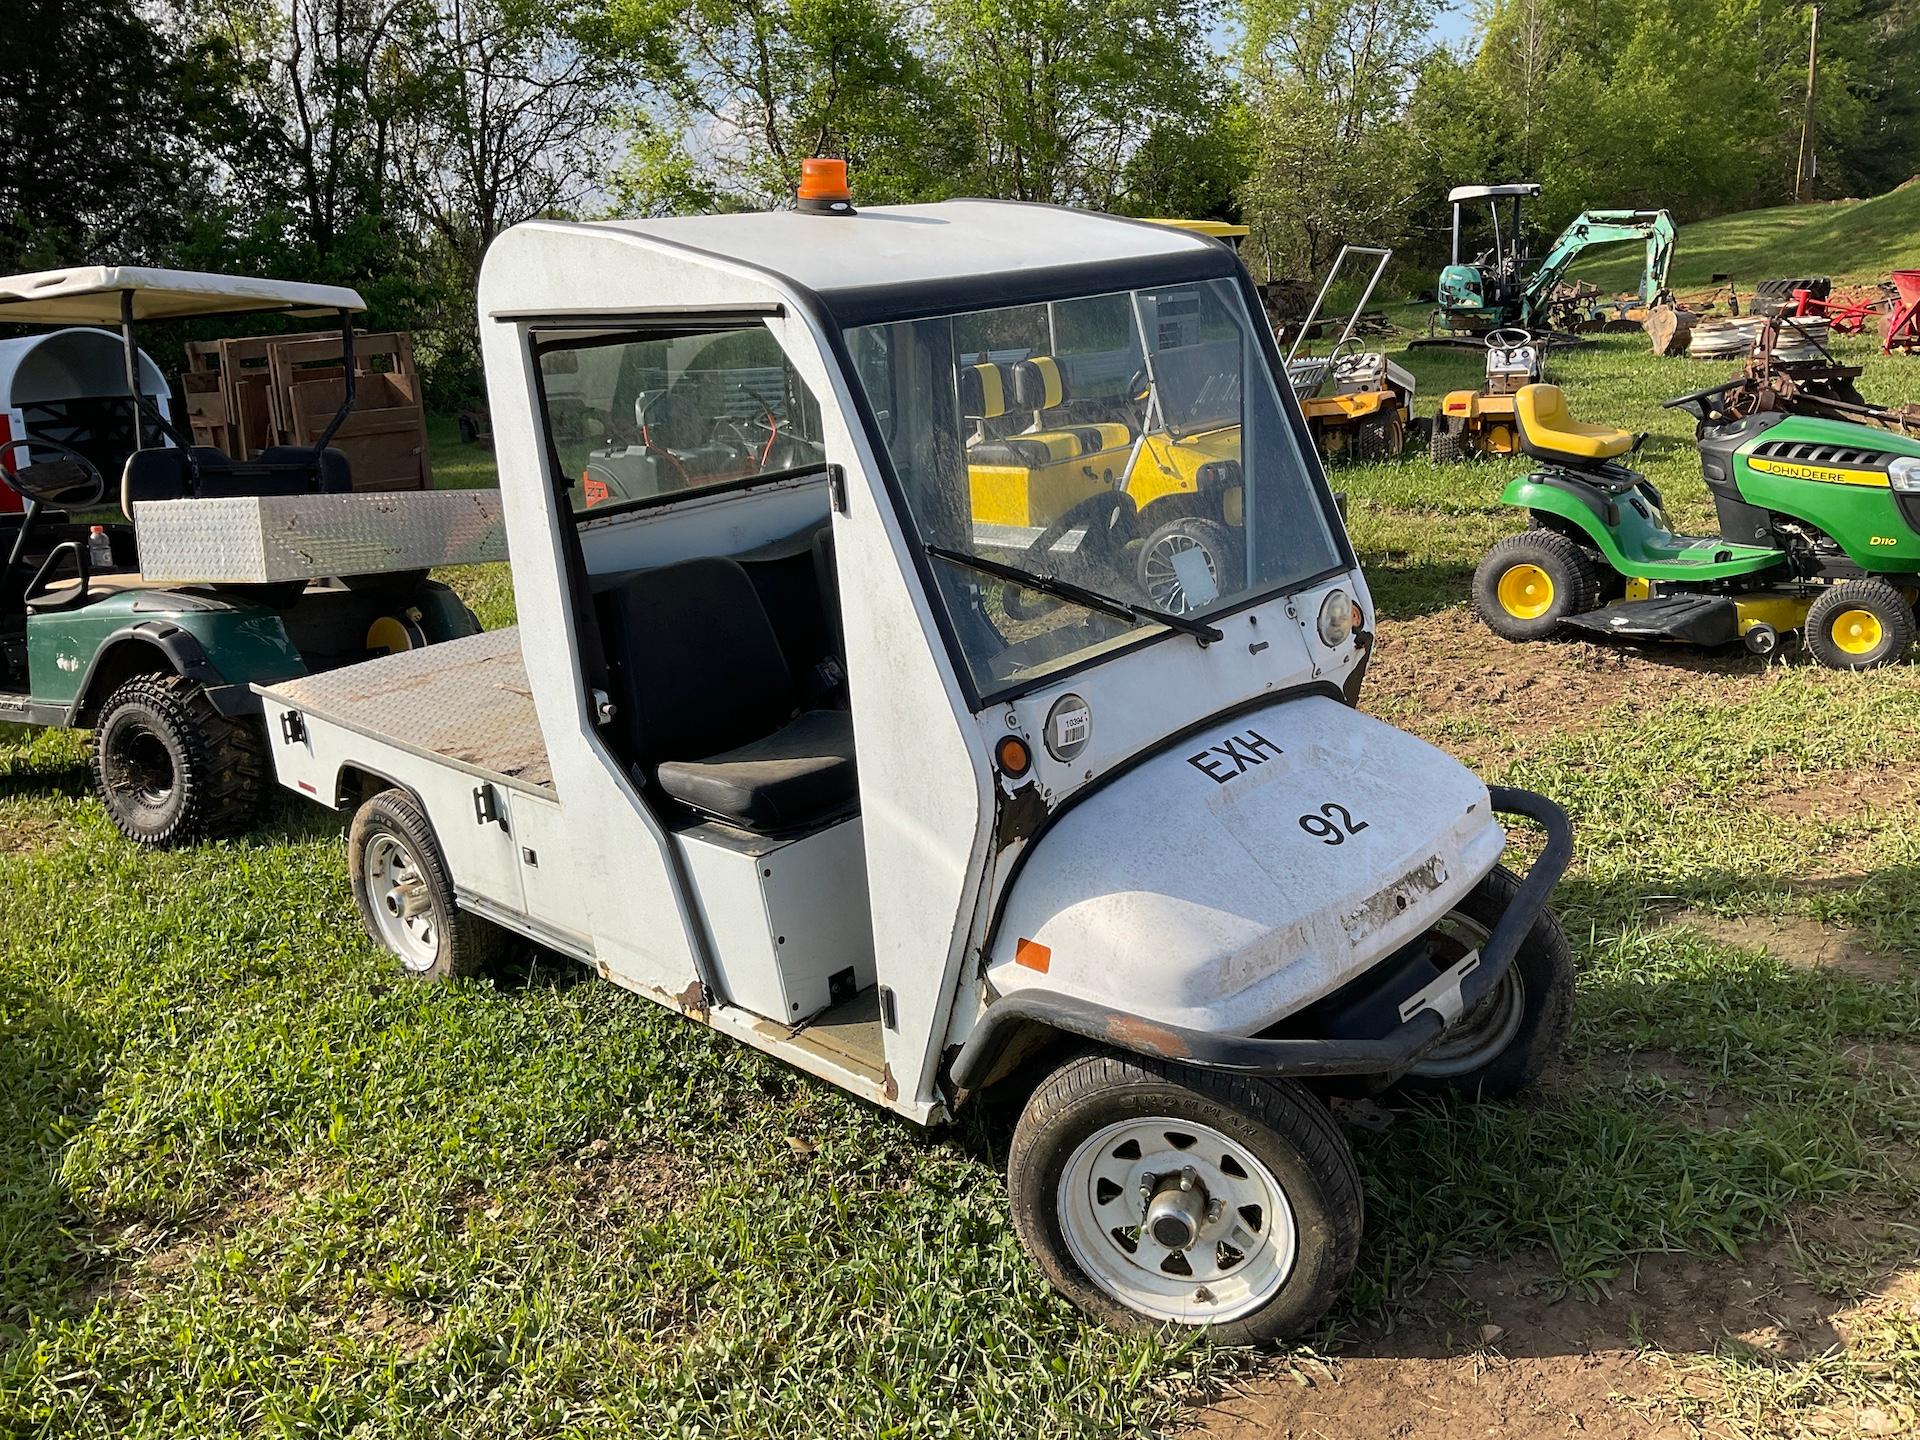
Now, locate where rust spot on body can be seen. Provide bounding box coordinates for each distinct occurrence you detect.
[1106,1013,1191,1058]
[882,1063,898,1101]
[675,978,709,1020]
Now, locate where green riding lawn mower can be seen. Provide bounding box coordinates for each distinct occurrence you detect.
[1472,378,1920,669]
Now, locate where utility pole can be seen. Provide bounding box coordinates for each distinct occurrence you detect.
[1795,4,1821,202]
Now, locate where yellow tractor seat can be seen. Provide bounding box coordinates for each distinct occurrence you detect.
[1514,384,1634,466]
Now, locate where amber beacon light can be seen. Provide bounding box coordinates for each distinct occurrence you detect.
[797,157,856,216]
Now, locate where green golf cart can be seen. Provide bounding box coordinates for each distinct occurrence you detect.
[0,267,486,845]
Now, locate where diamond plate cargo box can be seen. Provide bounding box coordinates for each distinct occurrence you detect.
[133,489,507,583]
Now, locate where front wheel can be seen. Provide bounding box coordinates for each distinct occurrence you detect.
[90,674,266,846]
[1009,1052,1362,1345]
[1136,516,1240,616]
[1472,529,1604,641]
[1805,579,1914,670]
[1398,865,1574,1099]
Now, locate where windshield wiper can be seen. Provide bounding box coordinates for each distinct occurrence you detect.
[926,543,1223,644]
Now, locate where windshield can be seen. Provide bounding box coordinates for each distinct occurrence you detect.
[847,278,1344,698]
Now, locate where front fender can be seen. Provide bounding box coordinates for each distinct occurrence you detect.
[980,694,1507,1037]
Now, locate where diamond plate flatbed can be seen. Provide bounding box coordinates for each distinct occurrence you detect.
[255,626,553,793]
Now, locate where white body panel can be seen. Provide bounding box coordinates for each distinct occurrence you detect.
[987,696,1504,1033]
[134,490,508,584]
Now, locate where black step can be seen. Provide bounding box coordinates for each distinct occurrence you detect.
[1563,594,1739,646]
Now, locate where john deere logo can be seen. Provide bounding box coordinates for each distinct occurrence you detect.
[1749,455,1888,487]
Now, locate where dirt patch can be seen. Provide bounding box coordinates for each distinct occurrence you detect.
[308,1293,442,1359]
[1364,610,1760,764]
[0,811,61,855]
[1667,909,1906,984]
[1749,767,1920,828]
[1199,1235,1890,1440]
[563,1140,703,1219]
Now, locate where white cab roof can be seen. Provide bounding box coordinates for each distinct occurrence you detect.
[1448,184,1541,203]
[496,202,1225,314]
[0,266,366,324]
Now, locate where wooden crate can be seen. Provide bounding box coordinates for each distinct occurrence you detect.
[179,330,432,491]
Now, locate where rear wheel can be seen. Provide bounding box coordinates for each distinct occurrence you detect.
[349,789,512,980]
[1009,1052,1362,1345]
[1472,529,1605,641]
[90,674,266,846]
[1806,579,1914,670]
[1429,420,1468,465]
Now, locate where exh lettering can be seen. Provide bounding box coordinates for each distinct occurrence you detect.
[1186,729,1284,784]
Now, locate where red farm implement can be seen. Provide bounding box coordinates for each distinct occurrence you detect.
[1885,271,1920,355]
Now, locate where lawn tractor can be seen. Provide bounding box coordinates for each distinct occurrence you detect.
[1472,380,1920,668]
[1429,183,1675,342]
[0,266,494,845]
[1429,327,1544,463]
[1283,245,1417,460]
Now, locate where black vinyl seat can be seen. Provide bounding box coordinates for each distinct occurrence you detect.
[120,444,352,519]
[596,556,857,832]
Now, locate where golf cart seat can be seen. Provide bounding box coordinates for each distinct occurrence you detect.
[1514,384,1634,467]
[596,555,857,833]
[120,444,353,519]
[965,357,1129,468]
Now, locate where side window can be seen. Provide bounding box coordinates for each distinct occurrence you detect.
[536,325,826,514]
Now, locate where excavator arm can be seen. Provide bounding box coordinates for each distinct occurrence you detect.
[1523,209,1675,320]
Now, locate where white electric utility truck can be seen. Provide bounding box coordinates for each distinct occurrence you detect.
[258,189,1573,1342]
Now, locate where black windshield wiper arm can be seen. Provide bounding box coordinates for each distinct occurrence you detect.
[926,543,1224,644]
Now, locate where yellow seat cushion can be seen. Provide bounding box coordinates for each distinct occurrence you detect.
[1515,384,1633,462]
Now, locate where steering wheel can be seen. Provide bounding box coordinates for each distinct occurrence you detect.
[714,380,783,466]
[1003,490,1136,621]
[1485,327,1534,350]
[0,437,106,508]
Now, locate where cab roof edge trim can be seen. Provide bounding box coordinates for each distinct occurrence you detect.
[0,265,366,322]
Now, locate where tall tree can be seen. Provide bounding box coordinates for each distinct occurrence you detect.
[1237,0,1437,278]
[602,0,967,212]
[924,0,1213,208]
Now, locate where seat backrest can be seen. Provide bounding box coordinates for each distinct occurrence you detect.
[959,362,1011,421]
[596,557,798,767]
[120,447,195,518]
[1007,356,1068,412]
[121,445,352,519]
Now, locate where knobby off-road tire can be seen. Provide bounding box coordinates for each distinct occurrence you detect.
[1428,419,1469,465]
[1472,529,1604,641]
[1399,864,1575,1100]
[89,674,267,846]
[348,788,512,981]
[1805,579,1915,671]
[1009,1051,1363,1346]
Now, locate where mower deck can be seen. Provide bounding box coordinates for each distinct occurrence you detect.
[1563,593,1740,646]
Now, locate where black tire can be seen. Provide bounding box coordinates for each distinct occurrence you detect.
[457,413,479,445]
[89,674,266,846]
[1472,529,1604,641]
[348,789,512,980]
[1805,579,1915,670]
[1429,419,1468,465]
[1009,1051,1362,1345]
[1135,516,1240,615]
[1351,412,1405,462]
[1397,865,1574,1100]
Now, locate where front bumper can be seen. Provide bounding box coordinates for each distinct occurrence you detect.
[949,786,1571,1091]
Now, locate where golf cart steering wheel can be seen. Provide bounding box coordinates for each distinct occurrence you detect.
[0,437,107,508]
[1004,490,1135,621]
[714,379,782,461]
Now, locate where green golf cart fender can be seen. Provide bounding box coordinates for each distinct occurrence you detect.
[33,598,308,725]
[1500,473,1783,582]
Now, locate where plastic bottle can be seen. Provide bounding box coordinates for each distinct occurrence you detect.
[88,525,113,569]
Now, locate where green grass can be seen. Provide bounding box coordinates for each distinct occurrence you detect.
[1571,178,1920,292]
[3,324,1920,1435]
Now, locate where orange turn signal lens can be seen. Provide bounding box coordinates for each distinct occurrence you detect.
[996,735,1031,776]
[1015,938,1052,973]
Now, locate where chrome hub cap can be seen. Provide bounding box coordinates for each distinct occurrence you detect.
[363,832,439,971]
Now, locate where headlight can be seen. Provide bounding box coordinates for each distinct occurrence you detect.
[1889,457,1920,492]
[1317,588,1356,646]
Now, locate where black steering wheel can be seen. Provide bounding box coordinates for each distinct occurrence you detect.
[0,437,106,508]
[1003,490,1136,621]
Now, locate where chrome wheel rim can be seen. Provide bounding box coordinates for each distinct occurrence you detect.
[1058,1115,1297,1325]
[1140,532,1219,615]
[363,832,439,971]
[105,722,176,815]
[1410,911,1526,1077]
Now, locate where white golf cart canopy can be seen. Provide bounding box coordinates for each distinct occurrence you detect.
[1447,184,1541,204]
[0,266,365,324]
[485,201,1234,323]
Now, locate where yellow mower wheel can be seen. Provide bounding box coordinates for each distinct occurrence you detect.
[1829,609,1883,656]
[1496,563,1556,620]
[1806,580,1914,671]
[1472,530,1603,642]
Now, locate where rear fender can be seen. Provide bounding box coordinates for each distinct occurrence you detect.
[1502,474,1625,561]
